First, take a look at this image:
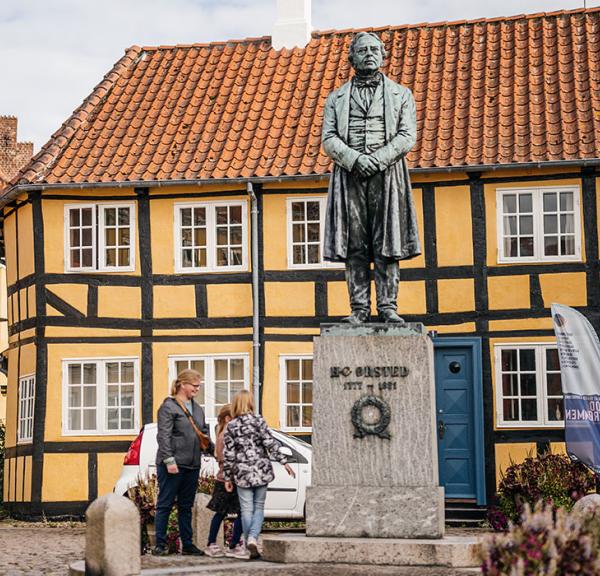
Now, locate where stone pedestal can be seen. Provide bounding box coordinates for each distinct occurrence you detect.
[306,323,444,539]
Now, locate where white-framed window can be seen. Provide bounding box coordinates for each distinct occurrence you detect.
[62,357,139,435]
[17,374,35,444]
[174,201,247,272]
[168,354,249,428]
[280,355,313,432]
[64,203,136,272]
[496,186,581,263]
[495,343,564,428]
[286,197,342,269]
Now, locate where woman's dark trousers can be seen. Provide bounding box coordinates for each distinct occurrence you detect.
[155,464,200,548]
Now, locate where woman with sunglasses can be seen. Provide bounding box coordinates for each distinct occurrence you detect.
[153,368,212,556]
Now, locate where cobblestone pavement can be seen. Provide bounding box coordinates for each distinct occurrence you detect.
[0,521,484,575]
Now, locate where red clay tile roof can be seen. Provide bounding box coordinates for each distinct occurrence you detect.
[12,7,600,187]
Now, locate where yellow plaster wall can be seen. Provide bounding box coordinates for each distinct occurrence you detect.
[484,177,583,266]
[206,284,252,317]
[47,284,88,315]
[262,180,326,190]
[327,282,351,317]
[262,340,314,428]
[398,280,427,315]
[98,453,127,496]
[5,348,19,447]
[412,172,468,184]
[98,286,141,318]
[154,285,196,318]
[42,453,88,501]
[437,278,475,313]
[265,282,315,317]
[435,186,473,266]
[488,275,530,310]
[550,442,567,455]
[489,317,554,331]
[45,327,140,338]
[263,195,292,270]
[17,203,35,279]
[150,198,175,275]
[495,443,536,487]
[19,288,29,320]
[153,328,252,336]
[3,459,9,501]
[400,187,425,269]
[44,342,141,442]
[152,341,253,417]
[20,343,36,376]
[426,322,476,334]
[539,272,587,308]
[4,212,17,286]
[14,456,25,501]
[27,286,36,319]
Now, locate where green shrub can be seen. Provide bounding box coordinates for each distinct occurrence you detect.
[495,452,595,526]
[480,502,600,575]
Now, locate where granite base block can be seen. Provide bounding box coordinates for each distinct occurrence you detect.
[262,533,482,567]
[306,485,444,538]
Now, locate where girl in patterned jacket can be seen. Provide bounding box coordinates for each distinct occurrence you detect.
[223,390,296,559]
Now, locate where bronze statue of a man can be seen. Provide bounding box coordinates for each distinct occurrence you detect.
[322,32,421,324]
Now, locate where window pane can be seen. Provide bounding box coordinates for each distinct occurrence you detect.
[216,228,228,245]
[546,348,560,371]
[216,207,228,224]
[302,359,313,381]
[519,194,532,212]
[105,228,116,246]
[543,192,557,212]
[286,359,300,380]
[307,244,320,264]
[560,192,573,211]
[520,349,536,371]
[547,398,564,421]
[83,386,96,407]
[83,364,96,384]
[82,248,93,267]
[190,360,205,376]
[104,208,116,226]
[520,373,537,396]
[215,382,228,404]
[230,227,242,245]
[69,410,81,431]
[121,408,134,429]
[230,359,244,380]
[287,382,300,403]
[502,373,518,396]
[70,249,81,268]
[82,208,93,226]
[546,373,562,396]
[121,385,135,406]
[544,215,557,234]
[182,249,193,267]
[106,363,119,383]
[504,216,517,235]
[519,216,533,235]
[519,237,534,257]
[69,387,81,407]
[216,247,228,266]
[229,205,242,224]
[118,228,130,246]
[292,224,305,243]
[193,207,206,226]
[105,249,116,266]
[561,214,574,234]
[181,208,192,226]
[504,237,518,258]
[83,409,96,430]
[122,362,135,383]
[118,249,130,266]
[503,195,517,213]
[118,207,130,225]
[70,209,80,227]
[544,236,559,256]
[293,245,305,264]
[195,248,207,267]
[501,350,518,371]
[69,364,82,385]
[503,399,519,421]
[302,405,312,427]
[231,381,244,396]
[521,399,537,421]
[287,405,300,427]
[107,386,120,406]
[307,223,320,242]
[292,202,305,221]
[306,202,320,221]
[230,247,242,265]
[561,235,575,255]
[70,229,81,247]
[215,360,228,381]
[182,228,192,247]
[303,382,313,404]
[107,408,119,430]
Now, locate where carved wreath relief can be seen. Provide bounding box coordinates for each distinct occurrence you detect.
[330,365,409,440]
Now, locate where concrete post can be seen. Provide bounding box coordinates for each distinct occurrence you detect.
[85,494,141,576]
[193,492,223,550]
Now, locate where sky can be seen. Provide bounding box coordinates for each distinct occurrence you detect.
[1,0,598,151]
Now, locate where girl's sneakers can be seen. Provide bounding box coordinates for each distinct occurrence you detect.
[204,543,225,557]
[246,537,260,559]
[225,543,250,560]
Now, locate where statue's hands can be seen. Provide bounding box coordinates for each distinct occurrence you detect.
[354,155,380,178]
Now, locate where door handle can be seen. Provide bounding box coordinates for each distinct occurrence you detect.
[438,420,445,440]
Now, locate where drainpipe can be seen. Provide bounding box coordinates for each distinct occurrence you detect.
[248,182,261,414]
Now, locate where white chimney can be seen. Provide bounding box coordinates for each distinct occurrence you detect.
[271,0,312,50]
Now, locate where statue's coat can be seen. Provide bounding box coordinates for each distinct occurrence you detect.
[322,75,421,262]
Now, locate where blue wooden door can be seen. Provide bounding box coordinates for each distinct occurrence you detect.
[434,345,479,500]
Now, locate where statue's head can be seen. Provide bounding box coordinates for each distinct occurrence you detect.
[348,32,386,74]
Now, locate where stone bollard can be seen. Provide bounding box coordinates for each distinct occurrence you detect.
[85,494,141,576]
[573,493,600,548]
[193,492,223,550]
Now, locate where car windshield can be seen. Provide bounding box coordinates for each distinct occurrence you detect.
[273,429,312,448]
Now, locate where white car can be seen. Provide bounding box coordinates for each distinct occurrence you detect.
[114,423,312,519]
